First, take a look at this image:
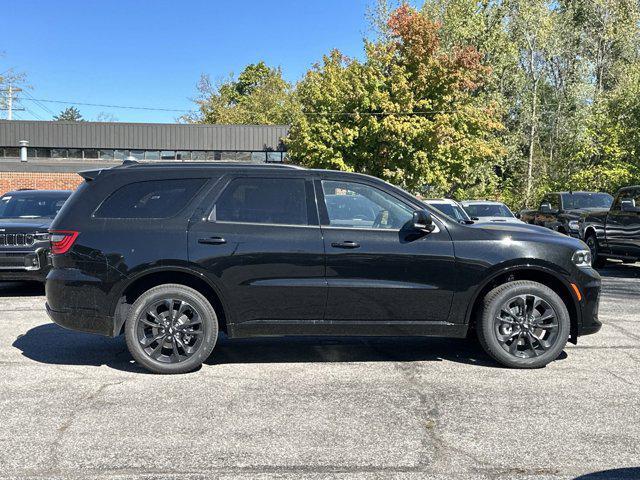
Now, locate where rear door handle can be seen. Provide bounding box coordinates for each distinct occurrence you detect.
[198,237,227,245]
[331,241,360,249]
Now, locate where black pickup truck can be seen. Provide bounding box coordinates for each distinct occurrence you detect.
[579,185,640,268]
[519,191,613,237]
[0,189,71,282]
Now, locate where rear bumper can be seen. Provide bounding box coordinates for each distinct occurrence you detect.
[46,302,116,336]
[45,266,117,337]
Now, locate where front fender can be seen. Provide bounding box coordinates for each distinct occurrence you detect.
[455,260,580,327]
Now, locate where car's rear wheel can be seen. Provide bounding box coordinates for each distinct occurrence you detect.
[585,233,607,268]
[477,281,570,368]
[125,284,218,374]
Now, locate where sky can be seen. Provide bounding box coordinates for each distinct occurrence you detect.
[1,0,380,123]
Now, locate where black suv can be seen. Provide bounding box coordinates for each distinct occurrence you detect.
[46,163,602,373]
[0,189,71,282]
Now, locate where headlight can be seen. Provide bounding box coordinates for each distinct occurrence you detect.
[572,249,592,268]
[568,220,580,231]
[34,232,50,242]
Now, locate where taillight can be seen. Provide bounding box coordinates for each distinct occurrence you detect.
[49,230,79,255]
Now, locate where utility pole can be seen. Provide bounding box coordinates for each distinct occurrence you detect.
[0,83,24,120]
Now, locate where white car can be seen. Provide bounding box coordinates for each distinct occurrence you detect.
[460,200,524,224]
[424,199,473,224]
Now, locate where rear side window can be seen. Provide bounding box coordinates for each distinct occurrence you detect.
[94,178,206,219]
[214,177,309,225]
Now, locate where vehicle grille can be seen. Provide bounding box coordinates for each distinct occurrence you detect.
[0,233,36,247]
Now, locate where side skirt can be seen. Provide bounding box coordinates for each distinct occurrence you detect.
[229,319,468,339]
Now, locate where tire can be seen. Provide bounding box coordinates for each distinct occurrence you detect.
[125,284,218,374]
[477,280,570,369]
[585,233,607,268]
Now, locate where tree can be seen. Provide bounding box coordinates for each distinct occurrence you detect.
[287,4,505,198]
[185,61,299,125]
[54,106,84,122]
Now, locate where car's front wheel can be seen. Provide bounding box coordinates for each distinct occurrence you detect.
[477,281,570,369]
[125,284,218,374]
[585,233,607,268]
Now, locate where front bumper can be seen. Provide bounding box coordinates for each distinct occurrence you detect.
[573,267,602,337]
[0,248,50,282]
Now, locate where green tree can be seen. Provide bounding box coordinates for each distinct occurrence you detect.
[54,106,84,122]
[185,61,299,125]
[287,4,505,198]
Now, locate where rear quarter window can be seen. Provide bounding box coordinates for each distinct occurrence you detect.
[93,178,207,219]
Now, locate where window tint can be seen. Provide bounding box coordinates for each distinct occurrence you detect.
[463,203,513,218]
[215,177,308,225]
[0,193,70,219]
[613,190,640,210]
[322,180,413,229]
[94,179,206,219]
[430,203,469,221]
[561,193,612,210]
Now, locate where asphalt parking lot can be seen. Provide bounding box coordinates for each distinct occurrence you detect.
[0,266,639,480]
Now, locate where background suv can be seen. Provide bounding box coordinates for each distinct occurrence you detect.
[0,189,71,282]
[46,163,601,373]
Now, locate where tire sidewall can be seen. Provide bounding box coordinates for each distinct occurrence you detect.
[125,284,218,374]
[480,282,570,368]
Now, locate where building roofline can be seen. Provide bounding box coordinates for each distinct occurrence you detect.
[0,119,290,129]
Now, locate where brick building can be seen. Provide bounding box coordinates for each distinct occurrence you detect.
[0,120,289,192]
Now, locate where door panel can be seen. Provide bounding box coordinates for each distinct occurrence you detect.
[318,179,455,322]
[606,189,640,256]
[188,176,326,325]
[322,227,455,321]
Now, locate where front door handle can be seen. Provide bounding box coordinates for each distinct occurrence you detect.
[198,237,227,245]
[331,241,360,249]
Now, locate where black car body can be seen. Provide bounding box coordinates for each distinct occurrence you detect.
[520,191,613,237]
[46,163,601,373]
[0,190,71,282]
[579,185,640,267]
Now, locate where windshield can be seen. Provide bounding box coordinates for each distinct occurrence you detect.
[463,203,514,218]
[0,193,70,219]
[561,193,613,210]
[429,203,470,222]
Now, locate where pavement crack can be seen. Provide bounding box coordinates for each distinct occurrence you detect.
[46,380,128,471]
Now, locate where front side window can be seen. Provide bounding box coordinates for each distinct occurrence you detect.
[214,177,309,225]
[94,178,207,219]
[612,190,639,211]
[321,180,413,229]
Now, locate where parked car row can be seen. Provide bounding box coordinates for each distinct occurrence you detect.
[426,186,640,269]
[0,189,72,282]
[424,198,523,225]
[0,165,610,374]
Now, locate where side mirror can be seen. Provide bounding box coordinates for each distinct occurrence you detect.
[620,199,640,213]
[514,212,521,219]
[413,209,435,232]
[540,202,553,213]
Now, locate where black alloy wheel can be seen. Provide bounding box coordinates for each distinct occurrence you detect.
[125,284,218,374]
[494,294,559,359]
[477,280,570,368]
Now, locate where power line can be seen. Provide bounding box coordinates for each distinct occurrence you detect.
[17,95,457,117]
[21,90,56,116]
[23,106,44,120]
[301,110,455,116]
[22,97,189,113]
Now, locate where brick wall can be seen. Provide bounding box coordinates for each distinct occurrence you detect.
[0,172,83,192]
